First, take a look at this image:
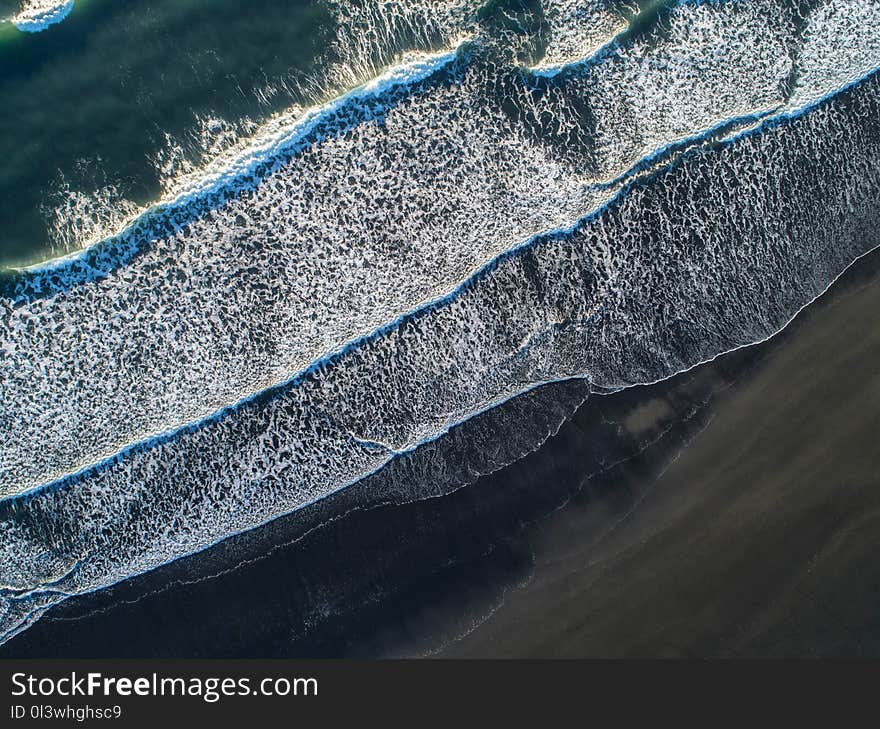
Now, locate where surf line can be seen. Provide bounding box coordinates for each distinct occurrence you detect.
[5,64,879,508]
[6,41,470,276]
[0,97,806,504]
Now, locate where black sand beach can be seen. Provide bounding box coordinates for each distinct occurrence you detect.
[444,245,880,658]
[4,243,880,659]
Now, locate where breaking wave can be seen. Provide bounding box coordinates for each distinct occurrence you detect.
[2,0,880,644]
[5,0,74,32]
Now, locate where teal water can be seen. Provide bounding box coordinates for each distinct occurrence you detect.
[0,0,335,266]
[0,1,19,19]
[0,0,669,268]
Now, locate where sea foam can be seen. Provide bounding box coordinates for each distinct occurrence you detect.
[2,0,880,645]
[9,0,73,32]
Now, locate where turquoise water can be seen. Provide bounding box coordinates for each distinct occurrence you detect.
[0,0,334,265]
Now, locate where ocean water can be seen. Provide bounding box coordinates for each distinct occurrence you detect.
[0,0,419,265]
[1,0,879,648]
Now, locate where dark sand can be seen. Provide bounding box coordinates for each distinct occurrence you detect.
[442,248,880,658]
[4,247,880,658]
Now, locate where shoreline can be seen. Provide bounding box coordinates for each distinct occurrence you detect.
[5,244,880,657]
[440,244,880,657]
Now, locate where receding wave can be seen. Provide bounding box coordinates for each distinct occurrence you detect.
[2,0,879,644]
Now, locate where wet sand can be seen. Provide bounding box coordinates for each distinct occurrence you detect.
[442,247,880,657]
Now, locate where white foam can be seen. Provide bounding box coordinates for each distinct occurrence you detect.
[10,0,73,32]
[531,0,627,73]
[789,0,880,109]
[3,1,840,501]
